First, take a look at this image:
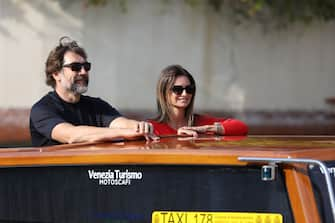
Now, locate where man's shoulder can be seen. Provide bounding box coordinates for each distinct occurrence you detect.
[80,94,103,102]
[31,91,59,111]
[80,95,111,106]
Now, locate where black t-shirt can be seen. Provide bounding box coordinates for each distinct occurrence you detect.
[30,91,122,147]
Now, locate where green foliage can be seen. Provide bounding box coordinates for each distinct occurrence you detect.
[211,0,335,27]
[86,0,108,6]
[85,0,335,28]
[86,0,127,12]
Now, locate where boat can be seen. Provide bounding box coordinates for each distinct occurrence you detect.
[0,135,334,223]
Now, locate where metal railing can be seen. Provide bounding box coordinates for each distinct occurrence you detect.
[238,157,335,223]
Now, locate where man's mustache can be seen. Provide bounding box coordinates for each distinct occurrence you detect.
[74,76,89,84]
[74,76,88,81]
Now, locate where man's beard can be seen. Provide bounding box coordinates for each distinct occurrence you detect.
[70,77,89,94]
[71,77,88,94]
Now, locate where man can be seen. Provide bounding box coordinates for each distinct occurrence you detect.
[30,37,156,147]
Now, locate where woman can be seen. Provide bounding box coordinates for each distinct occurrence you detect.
[149,65,248,137]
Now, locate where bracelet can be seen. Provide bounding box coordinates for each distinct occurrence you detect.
[214,122,223,135]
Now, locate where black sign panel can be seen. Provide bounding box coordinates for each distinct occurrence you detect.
[0,165,293,223]
[309,161,335,223]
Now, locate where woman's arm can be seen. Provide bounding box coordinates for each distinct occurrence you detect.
[217,119,248,135]
[179,115,248,136]
[179,123,224,136]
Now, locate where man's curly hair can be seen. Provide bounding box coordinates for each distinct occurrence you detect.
[45,36,87,88]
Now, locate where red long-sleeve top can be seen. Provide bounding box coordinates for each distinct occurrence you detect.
[149,114,248,136]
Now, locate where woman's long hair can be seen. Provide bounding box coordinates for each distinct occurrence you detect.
[155,65,196,125]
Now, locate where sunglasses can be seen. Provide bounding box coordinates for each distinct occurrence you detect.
[171,85,195,95]
[63,62,91,72]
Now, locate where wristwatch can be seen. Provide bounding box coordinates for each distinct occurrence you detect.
[214,122,223,135]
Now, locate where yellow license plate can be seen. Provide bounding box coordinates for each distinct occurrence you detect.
[152,211,283,223]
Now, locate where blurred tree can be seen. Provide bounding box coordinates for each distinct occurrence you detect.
[85,0,335,28]
[85,0,127,12]
[212,0,335,28]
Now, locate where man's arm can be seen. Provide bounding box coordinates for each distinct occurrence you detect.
[51,122,144,144]
[109,117,153,133]
[109,117,158,141]
[109,117,138,129]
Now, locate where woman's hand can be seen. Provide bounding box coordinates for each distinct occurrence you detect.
[181,124,224,135]
[177,127,198,137]
[181,125,209,133]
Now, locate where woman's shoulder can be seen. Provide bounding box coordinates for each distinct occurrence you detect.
[147,119,169,129]
[147,119,160,125]
[147,119,177,136]
[193,114,220,123]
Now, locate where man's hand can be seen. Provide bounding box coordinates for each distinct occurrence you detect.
[135,121,159,141]
[110,118,159,141]
[121,128,149,140]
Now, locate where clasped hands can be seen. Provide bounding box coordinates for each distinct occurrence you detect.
[177,125,210,138]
